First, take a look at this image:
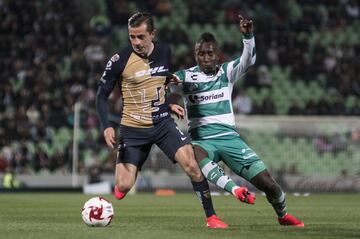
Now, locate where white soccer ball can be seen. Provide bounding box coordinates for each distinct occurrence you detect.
[81,196,114,227]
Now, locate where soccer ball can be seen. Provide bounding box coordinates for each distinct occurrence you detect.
[81,196,114,227]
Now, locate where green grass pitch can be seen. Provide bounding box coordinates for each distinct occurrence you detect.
[0,193,359,239]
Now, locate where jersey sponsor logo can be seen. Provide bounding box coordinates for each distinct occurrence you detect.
[134,66,168,77]
[130,112,169,121]
[185,68,225,83]
[188,92,224,104]
[191,74,198,81]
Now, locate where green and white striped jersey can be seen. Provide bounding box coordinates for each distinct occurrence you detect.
[171,37,256,140]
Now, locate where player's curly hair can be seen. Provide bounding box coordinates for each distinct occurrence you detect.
[128,12,155,33]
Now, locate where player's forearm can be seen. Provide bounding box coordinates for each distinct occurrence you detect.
[240,36,256,69]
[96,87,111,129]
[230,36,256,81]
[238,15,256,70]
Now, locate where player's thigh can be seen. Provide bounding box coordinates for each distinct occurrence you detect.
[219,137,267,181]
[155,119,191,162]
[192,140,220,162]
[192,144,208,161]
[117,125,153,169]
[174,144,196,166]
[116,140,152,170]
[115,143,151,189]
[173,144,203,181]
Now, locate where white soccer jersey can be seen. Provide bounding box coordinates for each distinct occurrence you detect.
[171,37,256,140]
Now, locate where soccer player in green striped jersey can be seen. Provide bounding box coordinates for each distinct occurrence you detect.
[169,15,304,227]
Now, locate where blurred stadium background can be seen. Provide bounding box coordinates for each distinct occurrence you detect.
[0,0,359,192]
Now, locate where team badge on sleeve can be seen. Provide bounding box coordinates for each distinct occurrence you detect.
[111,54,120,62]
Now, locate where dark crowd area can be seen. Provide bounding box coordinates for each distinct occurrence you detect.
[0,0,359,175]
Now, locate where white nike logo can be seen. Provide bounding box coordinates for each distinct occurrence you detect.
[181,137,187,141]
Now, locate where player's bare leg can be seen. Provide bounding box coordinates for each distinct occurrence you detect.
[175,144,228,229]
[250,170,304,227]
[194,145,255,204]
[175,144,204,182]
[114,163,138,200]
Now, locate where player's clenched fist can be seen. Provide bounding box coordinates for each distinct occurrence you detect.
[239,15,253,34]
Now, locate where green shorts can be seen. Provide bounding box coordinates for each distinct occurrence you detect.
[193,135,267,181]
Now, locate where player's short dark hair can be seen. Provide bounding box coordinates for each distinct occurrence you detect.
[197,32,218,46]
[128,12,155,33]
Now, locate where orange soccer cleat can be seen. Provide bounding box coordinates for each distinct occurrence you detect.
[206,215,229,229]
[234,187,256,204]
[114,185,127,200]
[278,213,304,227]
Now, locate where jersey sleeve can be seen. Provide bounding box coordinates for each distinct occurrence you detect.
[225,36,256,84]
[96,53,121,129]
[168,70,185,95]
[98,54,121,93]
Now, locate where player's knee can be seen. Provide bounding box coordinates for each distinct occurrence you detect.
[175,145,203,181]
[268,182,278,193]
[115,179,133,193]
[193,145,208,162]
[184,160,203,182]
[264,181,281,196]
[115,183,129,193]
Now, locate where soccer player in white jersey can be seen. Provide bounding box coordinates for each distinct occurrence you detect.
[169,15,304,227]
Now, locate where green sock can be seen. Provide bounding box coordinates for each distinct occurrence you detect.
[198,157,237,194]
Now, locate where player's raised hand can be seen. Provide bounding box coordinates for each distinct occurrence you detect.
[239,15,253,34]
[169,104,185,119]
[104,127,116,148]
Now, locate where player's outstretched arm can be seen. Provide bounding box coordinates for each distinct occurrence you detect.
[228,14,256,83]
